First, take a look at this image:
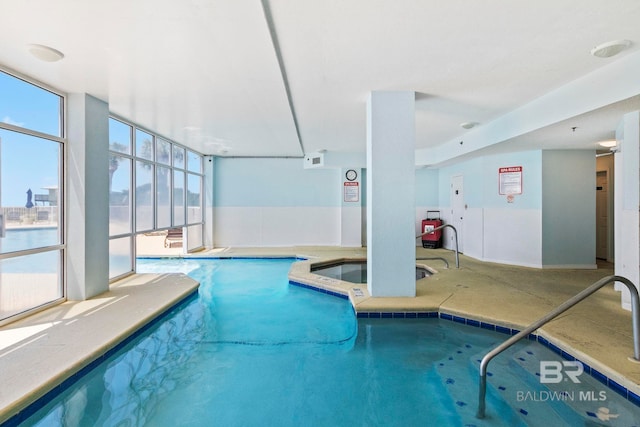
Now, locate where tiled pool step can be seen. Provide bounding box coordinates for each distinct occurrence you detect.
[435,340,640,426]
[505,345,640,426]
[290,280,640,412]
[433,342,529,426]
[355,310,640,411]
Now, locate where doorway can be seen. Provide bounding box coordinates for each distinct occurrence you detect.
[595,170,610,260]
[451,175,464,253]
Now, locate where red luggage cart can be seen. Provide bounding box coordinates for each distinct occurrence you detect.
[421,211,443,249]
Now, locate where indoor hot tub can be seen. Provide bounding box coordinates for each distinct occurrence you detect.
[310,260,431,284]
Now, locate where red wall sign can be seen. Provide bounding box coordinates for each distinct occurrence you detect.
[344,181,359,202]
[499,166,523,195]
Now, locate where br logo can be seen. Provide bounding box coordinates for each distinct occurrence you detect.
[539,361,584,384]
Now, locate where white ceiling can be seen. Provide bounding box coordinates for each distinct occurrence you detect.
[1,0,640,165]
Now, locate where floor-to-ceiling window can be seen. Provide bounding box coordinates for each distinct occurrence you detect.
[0,70,65,324]
[108,118,134,279]
[108,117,204,280]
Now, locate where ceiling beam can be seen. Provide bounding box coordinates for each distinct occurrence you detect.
[260,0,305,157]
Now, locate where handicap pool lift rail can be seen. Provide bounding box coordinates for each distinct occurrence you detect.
[476,275,640,419]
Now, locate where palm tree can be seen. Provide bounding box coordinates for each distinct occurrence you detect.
[109,142,128,195]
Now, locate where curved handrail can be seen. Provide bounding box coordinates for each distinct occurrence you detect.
[476,275,640,419]
[416,224,459,268]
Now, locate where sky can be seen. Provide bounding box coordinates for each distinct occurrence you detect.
[0,70,202,208]
[0,71,61,207]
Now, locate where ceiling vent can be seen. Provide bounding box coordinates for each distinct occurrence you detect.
[303,152,325,169]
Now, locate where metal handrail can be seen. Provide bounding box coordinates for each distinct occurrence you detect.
[416,224,459,268]
[476,275,640,419]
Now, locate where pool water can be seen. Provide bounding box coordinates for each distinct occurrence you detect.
[16,258,640,426]
[0,228,58,255]
[311,260,430,283]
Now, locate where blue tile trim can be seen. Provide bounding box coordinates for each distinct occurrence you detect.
[591,368,608,386]
[355,311,439,319]
[138,256,305,261]
[495,325,511,335]
[288,280,349,300]
[467,319,480,328]
[1,289,199,427]
[480,322,495,331]
[609,379,628,398]
[452,315,466,324]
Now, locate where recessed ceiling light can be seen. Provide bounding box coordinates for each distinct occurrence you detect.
[460,122,478,129]
[590,40,631,58]
[27,44,64,62]
[598,140,617,148]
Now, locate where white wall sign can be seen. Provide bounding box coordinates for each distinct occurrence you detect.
[499,166,523,195]
[344,181,359,202]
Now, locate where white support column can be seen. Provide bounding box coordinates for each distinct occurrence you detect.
[614,110,640,310]
[204,155,215,249]
[341,167,363,247]
[366,91,416,297]
[67,94,110,300]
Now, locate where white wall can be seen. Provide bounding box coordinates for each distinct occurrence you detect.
[340,167,364,247]
[437,151,544,267]
[67,94,110,300]
[482,208,543,267]
[215,206,341,246]
[213,148,600,271]
[429,149,597,268]
[214,158,342,247]
[614,111,640,310]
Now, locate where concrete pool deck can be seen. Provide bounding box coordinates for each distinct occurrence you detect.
[0,246,639,423]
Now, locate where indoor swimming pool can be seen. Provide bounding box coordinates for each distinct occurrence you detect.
[11,258,640,426]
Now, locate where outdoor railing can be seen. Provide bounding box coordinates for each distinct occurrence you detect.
[1,206,58,226]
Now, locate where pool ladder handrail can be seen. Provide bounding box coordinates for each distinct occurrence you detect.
[476,275,640,419]
[416,223,459,268]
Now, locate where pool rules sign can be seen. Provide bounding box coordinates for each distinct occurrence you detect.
[344,182,359,202]
[499,166,522,202]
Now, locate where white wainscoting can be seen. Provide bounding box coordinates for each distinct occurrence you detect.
[214,207,341,247]
[482,208,542,268]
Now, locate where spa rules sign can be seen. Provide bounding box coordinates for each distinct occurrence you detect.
[499,166,523,195]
